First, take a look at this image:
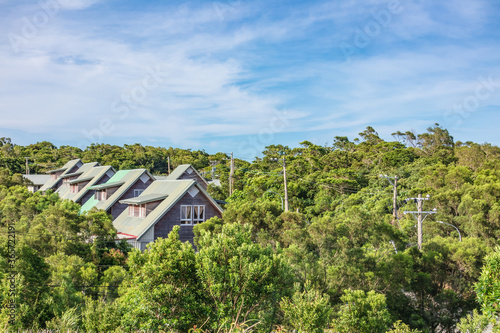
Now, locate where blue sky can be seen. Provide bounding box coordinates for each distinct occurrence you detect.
[1,0,500,159]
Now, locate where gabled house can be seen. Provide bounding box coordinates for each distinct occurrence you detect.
[39,159,84,193]
[59,162,100,185]
[166,164,209,190]
[113,179,223,250]
[23,174,50,193]
[80,169,155,219]
[57,165,116,206]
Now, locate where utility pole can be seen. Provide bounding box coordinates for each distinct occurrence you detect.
[403,194,437,250]
[417,194,423,251]
[229,152,234,196]
[271,156,289,212]
[380,175,399,228]
[167,156,171,175]
[283,156,289,212]
[25,157,29,175]
[209,161,218,180]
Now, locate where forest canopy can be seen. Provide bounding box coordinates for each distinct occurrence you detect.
[1,124,500,332]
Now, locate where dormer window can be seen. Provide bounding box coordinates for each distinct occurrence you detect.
[70,184,79,193]
[129,204,146,217]
[95,190,107,201]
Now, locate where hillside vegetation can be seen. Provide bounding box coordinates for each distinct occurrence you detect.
[1,124,500,332]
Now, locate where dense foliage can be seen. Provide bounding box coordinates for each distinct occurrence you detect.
[1,124,500,332]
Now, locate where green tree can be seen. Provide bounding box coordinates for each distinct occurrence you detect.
[196,223,294,330]
[330,289,392,333]
[476,246,500,319]
[118,226,204,331]
[280,280,331,332]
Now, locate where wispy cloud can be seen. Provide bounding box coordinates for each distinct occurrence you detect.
[1,0,499,152]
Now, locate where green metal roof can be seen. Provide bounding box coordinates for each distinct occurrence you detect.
[79,194,99,215]
[113,179,223,241]
[80,169,154,214]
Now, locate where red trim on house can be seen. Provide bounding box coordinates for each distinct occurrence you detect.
[116,232,137,239]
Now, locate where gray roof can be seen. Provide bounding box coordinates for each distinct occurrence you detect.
[120,193,168,205]
[46,167,68,174]
[88,181,126,190]
[61,171,84,178]
[67,176,94,184]
[166,164,209,185]
[23,174,50,186]
[57,166,115,203]
[113,179,223,241]
[39,159,83,192]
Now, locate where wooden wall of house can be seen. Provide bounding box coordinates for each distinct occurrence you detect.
[178,171,208,190]
[153,190,222,244]
[109,177,153,219]
[64,165,81,179]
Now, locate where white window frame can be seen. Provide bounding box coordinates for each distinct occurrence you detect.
[128,204,146,218]
[180,205,192,225]
[180,205,205,225]
[70,184,78,194]
[133,189,144,197]
[193,205,205,225]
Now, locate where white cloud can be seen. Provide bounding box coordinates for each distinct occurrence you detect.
[57,0,101,10]
[1,0,499,150]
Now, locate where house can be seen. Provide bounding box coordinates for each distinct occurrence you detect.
[113,179,223,250]
[23,174,50,193]
[79,169,155,219]
[56,165,116,206]
[59,162,100,184]
[39,159,84,193]
[166,164,209,190]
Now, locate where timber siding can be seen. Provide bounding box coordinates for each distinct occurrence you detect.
[109,178,153,219]
[154,191,222,244]
[176,172,208,191]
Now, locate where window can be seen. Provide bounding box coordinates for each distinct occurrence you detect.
[133,189,144,197]
[180,205,192,224]
[70,184,79,193]
[129,204,146,217]
[181,205,205,225]
[193,205,205,224]
[95,190,106,201]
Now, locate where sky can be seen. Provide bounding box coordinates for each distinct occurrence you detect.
[1,0,500,160]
